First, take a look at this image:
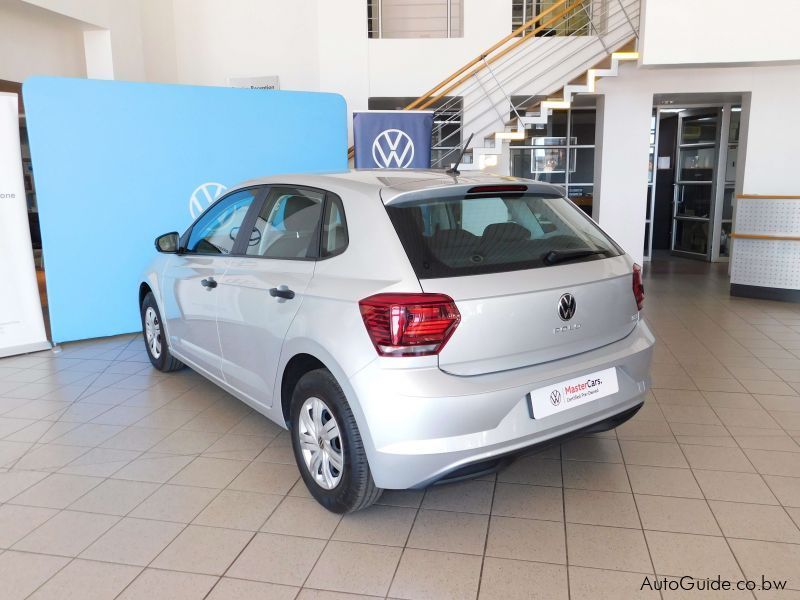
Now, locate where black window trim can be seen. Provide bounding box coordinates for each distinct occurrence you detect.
[231,183,348,262]
[318,191,349,259]
[384,191,623,279]
[177,183,350,262]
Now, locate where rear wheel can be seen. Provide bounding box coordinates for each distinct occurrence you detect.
[290,368,381,513]
[141,292,184,372]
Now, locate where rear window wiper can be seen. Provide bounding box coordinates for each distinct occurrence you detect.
[543,248,608,265]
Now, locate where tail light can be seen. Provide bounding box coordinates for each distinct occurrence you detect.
[632,264,645,311]
[359,293,461,357]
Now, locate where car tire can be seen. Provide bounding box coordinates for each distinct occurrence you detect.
[140,292,184,372]
[290,368,382,513]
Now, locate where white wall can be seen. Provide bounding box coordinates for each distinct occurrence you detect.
[22,0,148,81]
[170,0,320,91]
[0,0,86,82]
[83,29,114,79]
[594,61,800,264]
[164,0,512,143]
[641,0,800,67]
[317,2,370,144]
[139,0,178,83]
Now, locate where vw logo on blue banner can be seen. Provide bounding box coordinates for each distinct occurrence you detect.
[353,111,434,169]
[189,181,227,219]
[372,129,415,168]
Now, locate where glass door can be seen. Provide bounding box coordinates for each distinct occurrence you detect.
[671,108,721,259]
[717,106,740,259]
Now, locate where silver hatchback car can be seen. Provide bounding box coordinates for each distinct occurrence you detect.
[139,170,654,512]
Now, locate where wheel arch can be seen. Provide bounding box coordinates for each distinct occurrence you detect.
[280,353,326,425]
[275,341,377,463]
[139,282,152,307]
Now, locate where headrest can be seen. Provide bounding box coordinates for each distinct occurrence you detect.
[481,222,530,243]
[281,195,316,222]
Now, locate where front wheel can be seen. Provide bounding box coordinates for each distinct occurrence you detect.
[290,368,382,513]
[140,292,184,372]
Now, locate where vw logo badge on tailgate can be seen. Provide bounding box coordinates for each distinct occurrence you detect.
[558,293,576,321]
[372,129,415,168]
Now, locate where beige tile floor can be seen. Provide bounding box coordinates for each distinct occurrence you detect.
[1,257,800,599]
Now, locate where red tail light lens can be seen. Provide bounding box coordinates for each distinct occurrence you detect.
[632,264,645,311]
[359,293,461,357]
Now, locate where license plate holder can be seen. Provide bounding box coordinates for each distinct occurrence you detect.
[528,367,619,419]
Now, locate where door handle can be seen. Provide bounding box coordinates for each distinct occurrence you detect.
[201,277,217,289]
[269,286,295,300]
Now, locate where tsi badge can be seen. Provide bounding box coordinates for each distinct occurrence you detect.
[554,292,581,333]
[189,182,227,219]
[372,129,415,168]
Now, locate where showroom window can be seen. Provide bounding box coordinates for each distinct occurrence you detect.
[368,96,463,168]
[185,189,259,255]
[367,0,463,38]
[510,99,596,215]
[511,0,593,36]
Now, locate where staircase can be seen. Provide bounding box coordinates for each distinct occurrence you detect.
[465,46,639,171]
[350,0,642,173]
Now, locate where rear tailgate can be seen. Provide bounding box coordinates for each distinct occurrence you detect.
[421,256,639,376]
[383,182,641,376]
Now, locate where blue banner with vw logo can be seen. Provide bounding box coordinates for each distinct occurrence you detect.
[353,111,434,169]
[24,77,347,342]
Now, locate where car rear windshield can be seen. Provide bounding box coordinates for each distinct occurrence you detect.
[385,192,622,278]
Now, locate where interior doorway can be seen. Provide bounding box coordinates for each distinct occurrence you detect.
[645,95,742,262]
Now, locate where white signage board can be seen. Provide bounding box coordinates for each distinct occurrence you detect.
[0,93,50,358]
[228,76,280,90]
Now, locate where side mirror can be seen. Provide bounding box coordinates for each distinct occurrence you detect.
[155,232,180,253]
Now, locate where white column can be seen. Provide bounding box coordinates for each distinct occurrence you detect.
[593,65,651,264]
[0,93,50,357]
[84,29,114,80]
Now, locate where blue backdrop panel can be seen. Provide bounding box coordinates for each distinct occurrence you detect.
[23,77,347,342]
[353,111,433,168]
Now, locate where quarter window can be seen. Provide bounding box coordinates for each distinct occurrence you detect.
[185,189,258,255]
[321,195,348,257]
[246,187,324,259]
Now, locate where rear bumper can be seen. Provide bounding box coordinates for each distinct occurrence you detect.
[348,320,655,489]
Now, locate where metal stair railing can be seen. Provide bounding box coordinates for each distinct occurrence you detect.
[424,0,640,168]
[351,1,639,168]
[348,0,593,159]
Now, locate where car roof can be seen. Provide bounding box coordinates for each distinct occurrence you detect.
[229,169,565,203]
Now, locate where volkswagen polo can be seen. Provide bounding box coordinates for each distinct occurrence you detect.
[139,170,654,512]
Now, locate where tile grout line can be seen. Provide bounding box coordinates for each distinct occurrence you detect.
[559,443,573,600]
[4,336,152,471]
[616,428,660,590]
[474,473,499,600]
[669,407,758,600]
[698,388,800,550]
[382,488,426,599]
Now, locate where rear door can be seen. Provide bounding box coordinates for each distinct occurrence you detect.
[384,186,640,376]
[161,188,261,378]
[216,186,340,408]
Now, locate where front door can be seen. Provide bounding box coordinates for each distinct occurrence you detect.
[161,188,261,378]
[217,186,325,407]
[671,108,721,260]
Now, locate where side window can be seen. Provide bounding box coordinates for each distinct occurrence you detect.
[185,189,258,255]
[246,187,324,259]
[321,195,348,257]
